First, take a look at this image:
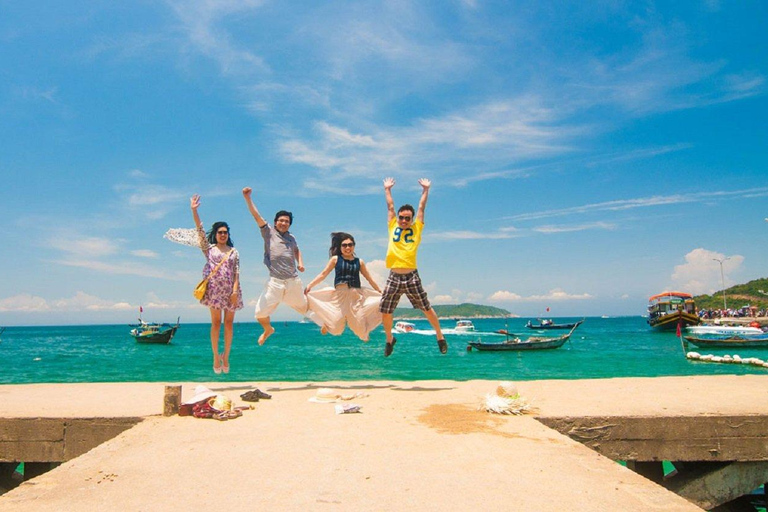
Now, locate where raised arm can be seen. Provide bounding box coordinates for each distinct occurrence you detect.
[383,177,396,222]
[191,194,203,229]
[304,256,338,294]
[242,187,267,227]
[359,259,381,293]
[190,194,210,254]
[416,178,431,223]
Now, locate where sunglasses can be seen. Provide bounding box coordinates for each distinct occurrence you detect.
[341,242,355,248]
[398,215,412,221]
[216,230,229,235]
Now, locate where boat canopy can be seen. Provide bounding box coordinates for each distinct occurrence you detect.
[648,291,693,302]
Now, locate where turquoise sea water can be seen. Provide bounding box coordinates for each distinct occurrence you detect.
[3,316,768,384]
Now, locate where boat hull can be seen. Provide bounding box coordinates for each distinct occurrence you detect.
[468,336,569,351]
[131,325,179,344]
[684,335,768,349]
[648,312,699,330]
[526,319,584,330]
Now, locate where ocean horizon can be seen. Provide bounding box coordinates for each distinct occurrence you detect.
[3,316,767,384]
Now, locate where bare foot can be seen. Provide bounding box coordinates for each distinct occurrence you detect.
[258,326,275,346]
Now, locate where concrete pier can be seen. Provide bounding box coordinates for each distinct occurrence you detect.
[1,375,767,510]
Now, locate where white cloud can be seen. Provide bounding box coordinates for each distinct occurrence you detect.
[279,98,581,189]
[131,249,159,258]
[670,248,744,295]
[429,288,484,305]
[430,230,519,241]
[166,0,269,77]
[20,86,59,103]
[533,222,616,234]
[129,169,150,179]
[0,292,142,313]
[54,258,191,281]
[49,236,122,257]
[363,259,388,288]
[0,294,50,312]
[465,292,484,302]
[52,292,133,311]
[488,291,523,302]
[489,288,592,302]
[507,187,768,222]
[527,289,593,301]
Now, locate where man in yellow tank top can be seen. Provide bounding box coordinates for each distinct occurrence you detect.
[379,177,447,357]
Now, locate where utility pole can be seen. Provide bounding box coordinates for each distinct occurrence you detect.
[712,257,730,310]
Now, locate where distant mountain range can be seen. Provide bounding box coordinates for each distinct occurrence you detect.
[693,277,768,310]
[393,303,513,319]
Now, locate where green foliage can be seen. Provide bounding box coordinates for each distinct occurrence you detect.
[393,302,511,319]
[693,277,768,310]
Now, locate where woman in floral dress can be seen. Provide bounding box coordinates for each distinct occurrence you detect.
[191,194,243,374]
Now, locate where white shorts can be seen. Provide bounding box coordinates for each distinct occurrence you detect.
[254,276,309,319]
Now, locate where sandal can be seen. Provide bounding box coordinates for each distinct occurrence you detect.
[221,353,230,374]
[254,389,271,399]
[437,339,448,354]
[384,337,397,357]
[240,388,271,402]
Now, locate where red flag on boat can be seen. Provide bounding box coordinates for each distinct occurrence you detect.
[140,306,143,313]
[546,307,550,312]
[676,316,682,337]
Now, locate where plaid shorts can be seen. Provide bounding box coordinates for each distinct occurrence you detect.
[379,270,431,314]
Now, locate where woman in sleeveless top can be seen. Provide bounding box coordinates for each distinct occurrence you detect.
[304,232,382,341]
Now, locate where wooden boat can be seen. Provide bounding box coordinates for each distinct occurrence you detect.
[467,325,578,352]
[683,333,768,349]
[526,319,584,330]
[647,292,700,330]
[130,318,180,344]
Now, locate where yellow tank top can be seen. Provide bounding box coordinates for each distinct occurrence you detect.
[385,218,423,269]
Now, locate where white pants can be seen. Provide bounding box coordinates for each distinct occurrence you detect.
[306,286,382,341]
[254,276,312,319]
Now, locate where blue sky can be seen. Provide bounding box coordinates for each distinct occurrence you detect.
[1,1,766,326]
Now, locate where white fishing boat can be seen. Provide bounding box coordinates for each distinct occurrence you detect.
[685,325,764,336]
[394,321,415,333]
[455,320,475,332]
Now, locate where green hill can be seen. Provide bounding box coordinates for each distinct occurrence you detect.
[693,277,768,310]
[393,303,512,319]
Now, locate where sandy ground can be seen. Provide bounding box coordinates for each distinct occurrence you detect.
[2,375,766,511]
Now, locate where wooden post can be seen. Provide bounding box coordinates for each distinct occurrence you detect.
[163,385,181,416]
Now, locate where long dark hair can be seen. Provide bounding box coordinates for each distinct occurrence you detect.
[329,232,355,257]
[207,221,234,247]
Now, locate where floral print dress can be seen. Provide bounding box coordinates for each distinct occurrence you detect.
[197,227,244,312]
